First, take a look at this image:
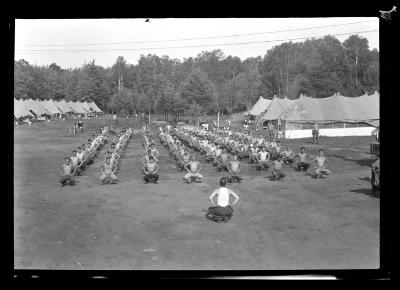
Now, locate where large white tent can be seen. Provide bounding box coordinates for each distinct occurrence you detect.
[55,100,74,113]
[68,101,88,114]
[22,99,50,116]
[281,92,380,138]
[259,96,297,120]
[246,96,272,117]
[80,101,93,113]
[40,99,63,115]
[14,99,34,118]
[87,101,103,113]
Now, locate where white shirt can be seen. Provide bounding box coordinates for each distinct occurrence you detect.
[213,187,231,207]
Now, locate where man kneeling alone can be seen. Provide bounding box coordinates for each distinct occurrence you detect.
[206,178,240,223]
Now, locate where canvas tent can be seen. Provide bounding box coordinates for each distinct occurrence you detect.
[14,99,34,118]
[88,101,103,113]
[259,96,297,121]
[23,99,50,116]
[54,100,72,113]
[246,96,272,117]
[69,101,89,114]
[40,99,63,115]
[281,93,379,138]
[80,101,93,113]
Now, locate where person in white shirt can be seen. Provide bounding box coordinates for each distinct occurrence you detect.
[206,178,240,223]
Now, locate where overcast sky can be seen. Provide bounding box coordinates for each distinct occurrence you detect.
[14,18,379,69]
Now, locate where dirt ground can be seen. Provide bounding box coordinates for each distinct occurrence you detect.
[14,117,379,270]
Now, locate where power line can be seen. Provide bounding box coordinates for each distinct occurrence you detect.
[15,20,377,47]
[15,30,379,55]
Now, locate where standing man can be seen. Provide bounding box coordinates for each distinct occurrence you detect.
[77,119,83,133]
[206,178,240,223]
[312,121,320,144]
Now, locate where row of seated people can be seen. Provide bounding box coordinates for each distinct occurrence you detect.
[171,127,331,180]
[161,127,245,183]
[100,127,133,184]
[141,131,160,183]
[159,129,205,183]
[59,127,110,186]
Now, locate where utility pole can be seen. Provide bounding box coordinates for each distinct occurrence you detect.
[355,54,358,85]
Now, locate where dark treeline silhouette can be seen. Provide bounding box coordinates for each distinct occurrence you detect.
[14,35,379,119]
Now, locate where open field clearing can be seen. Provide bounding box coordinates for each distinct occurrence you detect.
[14,118,379,270]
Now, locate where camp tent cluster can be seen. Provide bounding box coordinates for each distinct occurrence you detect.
[14,99,103,119]
[246,92,379,138]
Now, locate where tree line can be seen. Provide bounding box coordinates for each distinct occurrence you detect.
[14,35,379,120]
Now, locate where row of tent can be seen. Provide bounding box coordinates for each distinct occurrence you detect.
[246,92,379,125]
[14,99,103,118]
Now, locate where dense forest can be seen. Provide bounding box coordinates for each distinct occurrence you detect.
[14,35,379,119]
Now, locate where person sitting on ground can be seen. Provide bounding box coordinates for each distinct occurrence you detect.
[206,178,240,223]
[100,157,118,184]
[296,147,311,172]
[311,149,331,178]
[239,140,250,161]
[248,144,258,164]
[216,149,230,172]
[281,146,295,165]
[256,134,264,147]
[227,155,242,183]
[70,150,82,176]
[212,146,223,166]
[76,147,86,170]
[59,157,75,186]
[179,148,191,171]
[104,150,113,163]
[150,143,160,159]
[255,146,270,170]
[183,155,203,183]
[143,155,160,183]
[271,156,286,181]
[270,139,281,160]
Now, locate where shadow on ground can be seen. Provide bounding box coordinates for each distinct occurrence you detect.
[332,154,375,168]
[349,188,380,199]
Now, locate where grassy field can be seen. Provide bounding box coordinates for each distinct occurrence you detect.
[14,117,379,270]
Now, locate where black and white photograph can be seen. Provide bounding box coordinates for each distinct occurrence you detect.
[12,16,389,278]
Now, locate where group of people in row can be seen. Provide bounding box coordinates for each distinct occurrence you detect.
[161,126,331,181]
[59,127,110,186]
[159,128,207,183]
[99,127,133,184]
[141,130,161,183]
